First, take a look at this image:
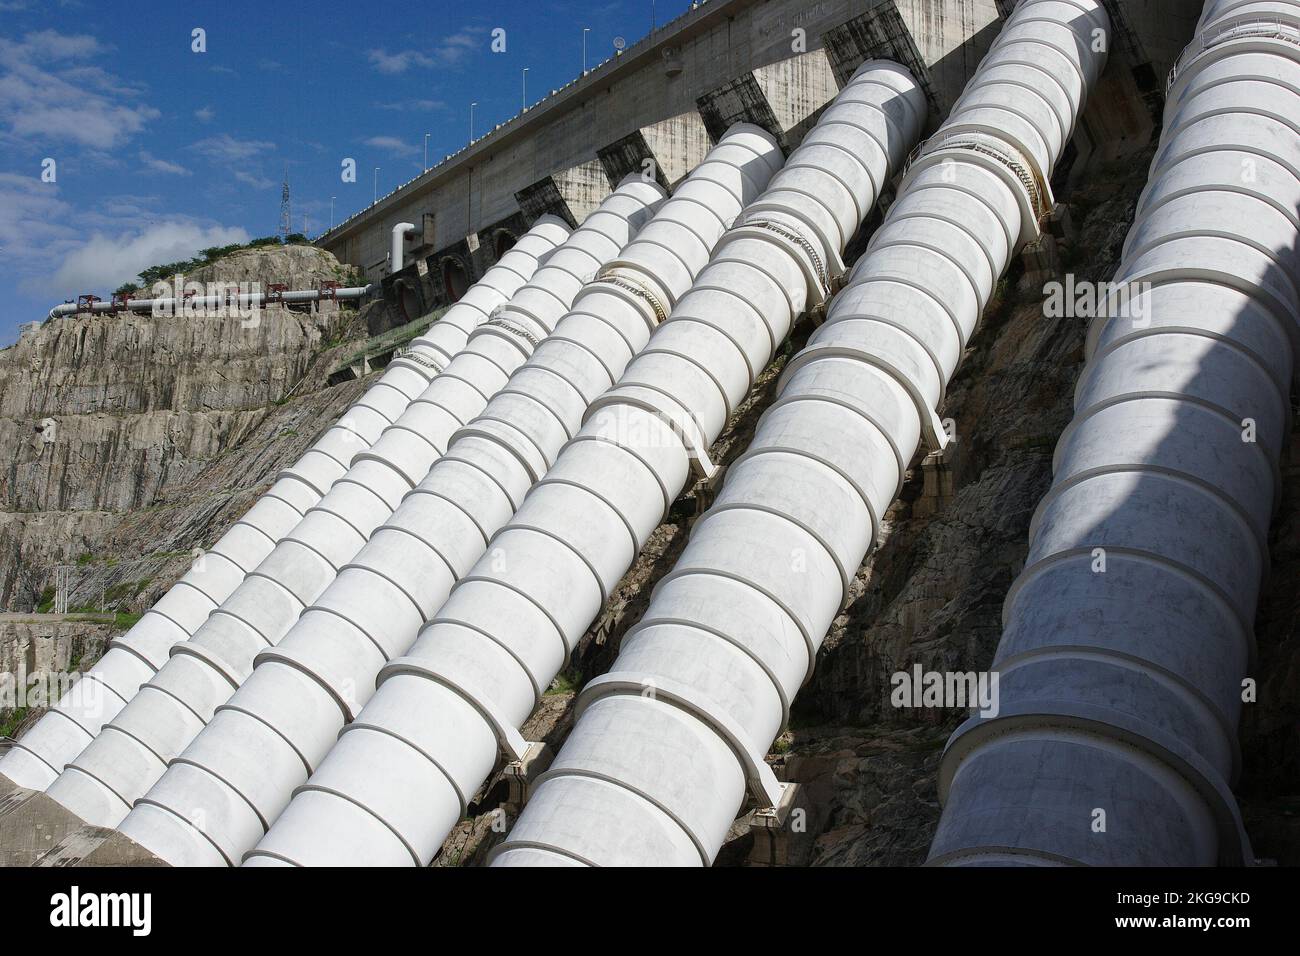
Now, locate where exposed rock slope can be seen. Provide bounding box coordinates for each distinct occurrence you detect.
[0,245,363,612]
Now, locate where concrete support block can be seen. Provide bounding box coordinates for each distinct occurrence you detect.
[501,741,553,815]
[35,825,167,867]
[915,445,957,519]
[697,73,788,151]
[475,212,531,275]
[639,113,714,187]
[1018,232,1063,296]
[516,158,611,228]
[821,0,942,117]
[0,787,87,867]
[428,239,478,305]
[747,782,814,867]
[753,50,845,148]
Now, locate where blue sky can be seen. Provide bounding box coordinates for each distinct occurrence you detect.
[0,0,690,343]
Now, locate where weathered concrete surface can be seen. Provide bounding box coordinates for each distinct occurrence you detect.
[322,0,1004,280]
[323,0,1205,288]
[35,825,166,867]
[517,159,613,228]
[0,787,87,866]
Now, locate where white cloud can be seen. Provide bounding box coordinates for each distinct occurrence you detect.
[366,30,484,74]
[0,30,158,148]
[366,48,434,74]
[188,133,276,164]
[194,105,215,123]
[232,169,274,189]
[11,29,100,60]
[0,175,246,304]
[377,98,447,112]
[139,150,190,176]
[364,135,418,157]
[0,172,75,273]
[435,28,481,65]
[41,221,251,295]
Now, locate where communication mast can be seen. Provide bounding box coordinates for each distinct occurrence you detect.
[279,164,292,240]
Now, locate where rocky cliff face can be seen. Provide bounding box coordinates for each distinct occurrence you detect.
[0,244,366,617]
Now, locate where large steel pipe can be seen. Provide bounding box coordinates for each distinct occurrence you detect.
[489,0,1107,868]
[0,216,569,793]
[929,0,1299,866]
[244,62,922,868]
[46,286,375,321]
[36,191,654,828]
[114,130,779,866]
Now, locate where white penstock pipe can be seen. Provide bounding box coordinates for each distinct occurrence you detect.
[929,0,1299,866]
[0,215,569,794]
[174,125,790,868]
[391,222,416,273]
[39,190,654,828]
[116,130,777,867]
[245,62,921,868]
[492,0,1109,867]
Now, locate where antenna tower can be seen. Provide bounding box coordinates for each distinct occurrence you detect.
[279,164,292,239]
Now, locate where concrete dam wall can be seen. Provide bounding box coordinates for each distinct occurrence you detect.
[322,0,1198,325]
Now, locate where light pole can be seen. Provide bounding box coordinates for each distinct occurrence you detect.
[330,196,335,229]
[469,101,477,142]
[423,133,430,171]
[582,27,589,74]
[373,167,379,204]
[522,68,529,111]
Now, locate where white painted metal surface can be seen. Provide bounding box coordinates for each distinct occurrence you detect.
[930,0,1298,866]
[36,189,656,828]
[112,130,779,866]
[488,0,1109,867]
[390,222,416,273]
[0,216,570,794]
[241,61,923,867]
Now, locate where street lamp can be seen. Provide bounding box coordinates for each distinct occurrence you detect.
[522,67,529,111]
[423,133,430,171]
[582,27,590,74]
[330,196,335,229]
[469,101,477,142]
[373,167,379,203]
